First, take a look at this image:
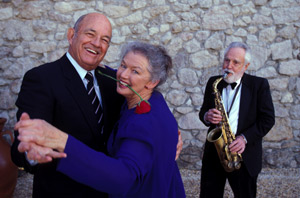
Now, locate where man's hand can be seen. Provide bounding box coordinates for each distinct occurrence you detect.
[15,112,68,152]
[204,108,222,124]
[15,112,67,163]
[18,141,66,164]
[175,130,183,160]
[229,135,246,154]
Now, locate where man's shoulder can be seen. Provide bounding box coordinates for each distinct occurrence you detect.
[210,75,222,80]
[242,73,271,92]
[26,54,66,75]
[243,73,268,83]
[206,75,222,84]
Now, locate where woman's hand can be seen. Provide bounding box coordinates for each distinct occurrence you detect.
[175,130,183,160]
[15,112,68,152]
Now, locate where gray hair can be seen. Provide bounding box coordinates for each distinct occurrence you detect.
[73,14,88,33]
[120,41,172,86]
[224,42,251,65]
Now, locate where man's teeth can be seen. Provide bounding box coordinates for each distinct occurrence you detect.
[87,49,97,54]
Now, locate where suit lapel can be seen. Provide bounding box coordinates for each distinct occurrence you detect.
[237,74,251,134]
[60,55,100,137]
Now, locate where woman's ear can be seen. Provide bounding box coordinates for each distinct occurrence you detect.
[145,80,159,89]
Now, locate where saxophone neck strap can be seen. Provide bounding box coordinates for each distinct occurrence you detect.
[226,83,241,117]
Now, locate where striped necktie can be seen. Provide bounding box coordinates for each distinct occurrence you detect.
[85,72,103,133]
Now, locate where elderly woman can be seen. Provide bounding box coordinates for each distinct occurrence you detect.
[16,42,186,197]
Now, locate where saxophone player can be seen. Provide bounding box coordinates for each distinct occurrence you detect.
[199,42,275,198]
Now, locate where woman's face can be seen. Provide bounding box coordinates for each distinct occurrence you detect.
[116,51,156,100]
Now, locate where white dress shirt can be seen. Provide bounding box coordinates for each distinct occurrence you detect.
[221,78,242,135]
[66,52,102,107]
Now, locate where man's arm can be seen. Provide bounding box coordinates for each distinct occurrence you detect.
[199,77,219,126]
[11,67,54,172]
[240,78,275,145]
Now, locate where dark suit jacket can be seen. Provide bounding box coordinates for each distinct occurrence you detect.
[11,54,124,198]
[199,73,275,177]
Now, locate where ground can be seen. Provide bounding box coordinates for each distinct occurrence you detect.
[13,168,300,198]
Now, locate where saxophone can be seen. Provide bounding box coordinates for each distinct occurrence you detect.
[206,74,242,172]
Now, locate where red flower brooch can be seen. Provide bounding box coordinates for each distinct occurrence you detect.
[98,68,151,114]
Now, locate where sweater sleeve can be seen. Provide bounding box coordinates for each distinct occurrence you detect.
[57,122,154,195]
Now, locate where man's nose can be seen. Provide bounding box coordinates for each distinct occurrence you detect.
[91,37,101,47]
[227,61,234,69]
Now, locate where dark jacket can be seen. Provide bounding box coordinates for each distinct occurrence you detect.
[11,54,124,198]
[199,73,275,176]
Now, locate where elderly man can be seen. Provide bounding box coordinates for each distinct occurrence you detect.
[199,42,275,198]
[11,13,124,198]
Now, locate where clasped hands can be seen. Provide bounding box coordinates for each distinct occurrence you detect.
[205,108,246,154]
[15,113,67,164]
[16,112,184,164]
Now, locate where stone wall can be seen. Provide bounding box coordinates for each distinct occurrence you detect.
[1,0,300,170]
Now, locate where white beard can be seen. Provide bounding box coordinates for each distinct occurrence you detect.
[223,67,246,83]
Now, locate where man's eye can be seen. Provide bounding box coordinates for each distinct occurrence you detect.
[102,39,109,44]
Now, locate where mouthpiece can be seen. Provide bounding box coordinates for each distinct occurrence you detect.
[223,73,228,79]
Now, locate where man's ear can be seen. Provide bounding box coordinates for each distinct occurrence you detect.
[244,63,250,71]
[67,28,75,45]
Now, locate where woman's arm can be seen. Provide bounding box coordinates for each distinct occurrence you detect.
[15,114,154,195]
[57,133,153,195]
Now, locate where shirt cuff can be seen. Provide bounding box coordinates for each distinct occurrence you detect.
[240,134,247,144]
[203,112,211,125]
[25,151,38,166]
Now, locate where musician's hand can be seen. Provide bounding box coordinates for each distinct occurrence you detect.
[204,108,222,124]
[229,136,246,154]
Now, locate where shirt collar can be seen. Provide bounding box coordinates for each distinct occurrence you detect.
[235,78,242,86]
[66,52,95,80]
